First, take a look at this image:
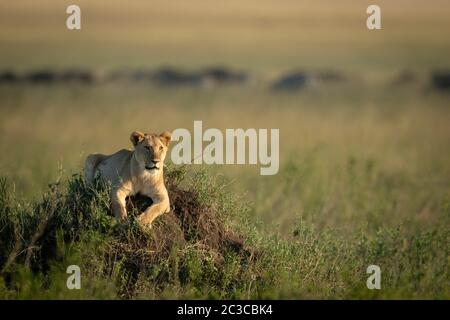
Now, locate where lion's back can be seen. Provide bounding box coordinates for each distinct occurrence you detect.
[89,149,133,186]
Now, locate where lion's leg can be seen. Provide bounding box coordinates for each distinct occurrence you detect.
[111,188,128,222]
[138,198,170,227]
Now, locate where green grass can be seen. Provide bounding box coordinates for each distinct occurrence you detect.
[0,79,449,300]
[0,167,448,299]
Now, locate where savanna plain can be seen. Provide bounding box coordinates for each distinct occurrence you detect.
[0,0,449,299]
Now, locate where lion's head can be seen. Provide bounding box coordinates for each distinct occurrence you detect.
[130,130,171,171]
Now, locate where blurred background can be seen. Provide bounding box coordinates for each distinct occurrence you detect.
[0,0,449,233]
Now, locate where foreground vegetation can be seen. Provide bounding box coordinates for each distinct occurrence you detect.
[0,164,448,299]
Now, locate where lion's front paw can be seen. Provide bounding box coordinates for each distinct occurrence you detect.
[137,214,153,229]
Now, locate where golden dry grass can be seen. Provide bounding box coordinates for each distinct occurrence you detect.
[0,0,449,72]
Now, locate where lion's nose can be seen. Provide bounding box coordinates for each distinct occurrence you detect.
[151,159,160,164]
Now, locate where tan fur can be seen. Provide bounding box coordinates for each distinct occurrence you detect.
[84,130,172,226]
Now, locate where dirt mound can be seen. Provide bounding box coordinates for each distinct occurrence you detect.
[127,183,245,255]
[0,171,253,298]
[107,179,252,296]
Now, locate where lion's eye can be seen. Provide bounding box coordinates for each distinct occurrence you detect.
[159,146,164,151]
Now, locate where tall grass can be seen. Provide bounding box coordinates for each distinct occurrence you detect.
[0,166,448,299]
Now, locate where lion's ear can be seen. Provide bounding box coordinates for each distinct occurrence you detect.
[159,130,172,146]
[130,131,145,147]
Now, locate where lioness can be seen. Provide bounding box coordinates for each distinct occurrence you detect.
[84,130,172,226]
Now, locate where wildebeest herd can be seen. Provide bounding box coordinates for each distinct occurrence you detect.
[0,67,249,88]
[0,67,449,91]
